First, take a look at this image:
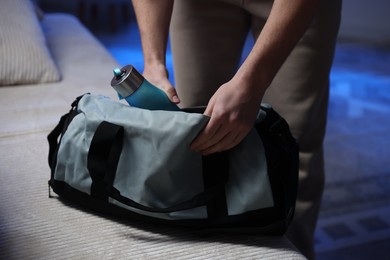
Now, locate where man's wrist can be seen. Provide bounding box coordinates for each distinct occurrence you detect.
[235,65,269,98]
[143,62,169,81]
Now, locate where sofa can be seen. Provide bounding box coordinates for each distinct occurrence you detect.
[0,0,305,259]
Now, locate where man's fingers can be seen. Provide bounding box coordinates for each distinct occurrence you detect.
[199,129,246,156]
[165,86,180,103]
[191,115,248,155]
[190,118,222,152]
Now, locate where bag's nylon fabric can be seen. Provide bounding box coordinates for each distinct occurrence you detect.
[54,94,273,220]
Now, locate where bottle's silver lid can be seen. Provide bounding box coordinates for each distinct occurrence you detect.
[111,65,144,97]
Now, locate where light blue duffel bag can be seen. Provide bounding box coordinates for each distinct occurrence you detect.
[48,93,298,235]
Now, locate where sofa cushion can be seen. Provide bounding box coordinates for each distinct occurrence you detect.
[0,0,60,86]
[0,14,119,137]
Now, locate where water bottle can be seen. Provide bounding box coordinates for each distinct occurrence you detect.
[110,65,180,111]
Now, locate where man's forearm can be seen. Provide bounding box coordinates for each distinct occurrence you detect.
[132,0,174,67]
[236,0,319,96]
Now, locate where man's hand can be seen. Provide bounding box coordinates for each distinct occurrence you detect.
[143,64,180,104]
[190,77,263,155]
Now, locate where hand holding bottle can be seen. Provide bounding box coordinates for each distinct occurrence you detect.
[111,65,180,111]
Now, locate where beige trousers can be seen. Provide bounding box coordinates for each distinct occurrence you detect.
[170,0,341,259]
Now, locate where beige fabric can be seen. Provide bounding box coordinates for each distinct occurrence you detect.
[0,0,60,86]
[0,14,118,137]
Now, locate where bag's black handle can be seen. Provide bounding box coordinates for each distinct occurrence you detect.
[48,94,85,170]
[88,121,125,200]
[47,113,69,168]
[87,121,227,214]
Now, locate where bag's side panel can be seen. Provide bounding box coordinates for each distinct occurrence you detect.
[54,112,94,194]
[209,106,298,234]
[225,128,274,215]
[253,106,299,232]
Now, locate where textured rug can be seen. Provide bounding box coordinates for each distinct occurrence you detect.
[315,44,390,259]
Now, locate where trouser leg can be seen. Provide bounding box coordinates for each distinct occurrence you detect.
[170,0,250,108]
[245,1,342,258]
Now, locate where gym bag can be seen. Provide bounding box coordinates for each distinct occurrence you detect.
[48,94,298,235]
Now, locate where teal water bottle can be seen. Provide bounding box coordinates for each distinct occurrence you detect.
[111,65,180,111]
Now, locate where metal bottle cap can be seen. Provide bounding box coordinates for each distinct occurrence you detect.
[111,65,144,98]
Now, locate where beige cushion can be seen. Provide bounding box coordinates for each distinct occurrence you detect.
[0,14,120,137]
[0,0,60,86]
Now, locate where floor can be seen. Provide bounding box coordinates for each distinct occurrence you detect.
[314,44,390,259]
[41,3,390,259]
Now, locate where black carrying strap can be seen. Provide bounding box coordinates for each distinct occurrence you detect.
[48,94,85,170]
[87,120,228,214]
[47,113,69,168]
[88,121,124,201]
[202,153,228,220]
